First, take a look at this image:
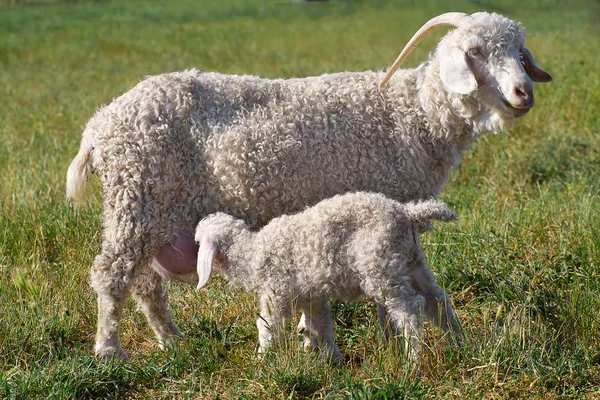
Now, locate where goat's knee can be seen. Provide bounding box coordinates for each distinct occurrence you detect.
[377,302,400,341]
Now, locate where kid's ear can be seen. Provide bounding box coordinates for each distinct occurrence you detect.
[196,237,218,291]
[439,46,478,94]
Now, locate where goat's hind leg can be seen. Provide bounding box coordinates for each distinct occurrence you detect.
[296,313,318,349]
[411,266,463,346]
[91,241,148,361]
[131,266,184,349]
[92,271,129,361]
[368,280,425,360]
[91,179,160,361]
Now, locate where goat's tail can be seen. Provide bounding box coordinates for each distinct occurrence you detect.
[405,199,457,233]
[66,133,94,204]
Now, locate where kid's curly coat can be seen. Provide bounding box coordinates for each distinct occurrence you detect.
[66,11,552,360]
[194,192,462,361]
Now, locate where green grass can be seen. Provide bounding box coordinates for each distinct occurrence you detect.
[1,0,599,398]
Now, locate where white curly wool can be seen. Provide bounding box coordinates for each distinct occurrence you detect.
[66,11,551,360]
[194,192,462,360]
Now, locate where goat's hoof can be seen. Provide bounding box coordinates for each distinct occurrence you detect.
[329,350,344,364]
[95,345,129,362]
[257,348,268,361]
[449,332,465,351]
[158,333,185,351]
[302,337,319,352]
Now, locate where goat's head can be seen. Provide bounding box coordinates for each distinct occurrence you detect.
[194,212,247,290]
[380,12,552,130]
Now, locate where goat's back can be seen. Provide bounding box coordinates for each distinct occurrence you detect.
[83,69,457,230]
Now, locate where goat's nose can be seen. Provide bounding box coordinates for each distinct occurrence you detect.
[514,86,533,108]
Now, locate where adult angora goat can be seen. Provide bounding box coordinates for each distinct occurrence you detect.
[67,11,552,360]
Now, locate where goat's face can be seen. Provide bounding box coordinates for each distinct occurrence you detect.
[195,212,245,290]
[381,12,553,133]
[437,13,552,123]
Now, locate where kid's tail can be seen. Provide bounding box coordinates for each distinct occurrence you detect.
[405,199,457,233]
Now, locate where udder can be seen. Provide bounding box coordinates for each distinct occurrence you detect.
[152,235,199,283]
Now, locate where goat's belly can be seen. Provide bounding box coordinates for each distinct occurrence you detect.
[151,235,198,284]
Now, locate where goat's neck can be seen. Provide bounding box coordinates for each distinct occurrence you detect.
[415,62,484,152]
[382,67,476,193]
[219,231,258,291]
[383,67,473,153]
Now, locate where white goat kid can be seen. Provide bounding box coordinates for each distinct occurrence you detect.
[195,193,462,361]
[66,11,551,360]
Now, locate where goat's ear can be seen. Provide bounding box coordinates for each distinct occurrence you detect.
[196,237,217,291]
[521,47,553,83]
[439,47,478,94]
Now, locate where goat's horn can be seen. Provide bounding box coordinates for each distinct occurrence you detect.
[379,12,470,88]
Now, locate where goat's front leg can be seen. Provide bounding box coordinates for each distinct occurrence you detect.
[256,292,290,358]
[298,299,343,362]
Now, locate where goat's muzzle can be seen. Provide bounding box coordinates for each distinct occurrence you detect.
[513,85,534,109]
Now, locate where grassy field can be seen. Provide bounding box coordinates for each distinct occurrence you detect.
[0,0,599,398]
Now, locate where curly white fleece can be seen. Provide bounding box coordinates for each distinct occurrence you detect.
[65,12,542,360]
[195,192,462,360]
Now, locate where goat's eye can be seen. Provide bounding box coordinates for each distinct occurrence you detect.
[467,48,482,58]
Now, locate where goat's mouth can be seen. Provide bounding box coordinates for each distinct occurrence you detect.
[502,99,531,117]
